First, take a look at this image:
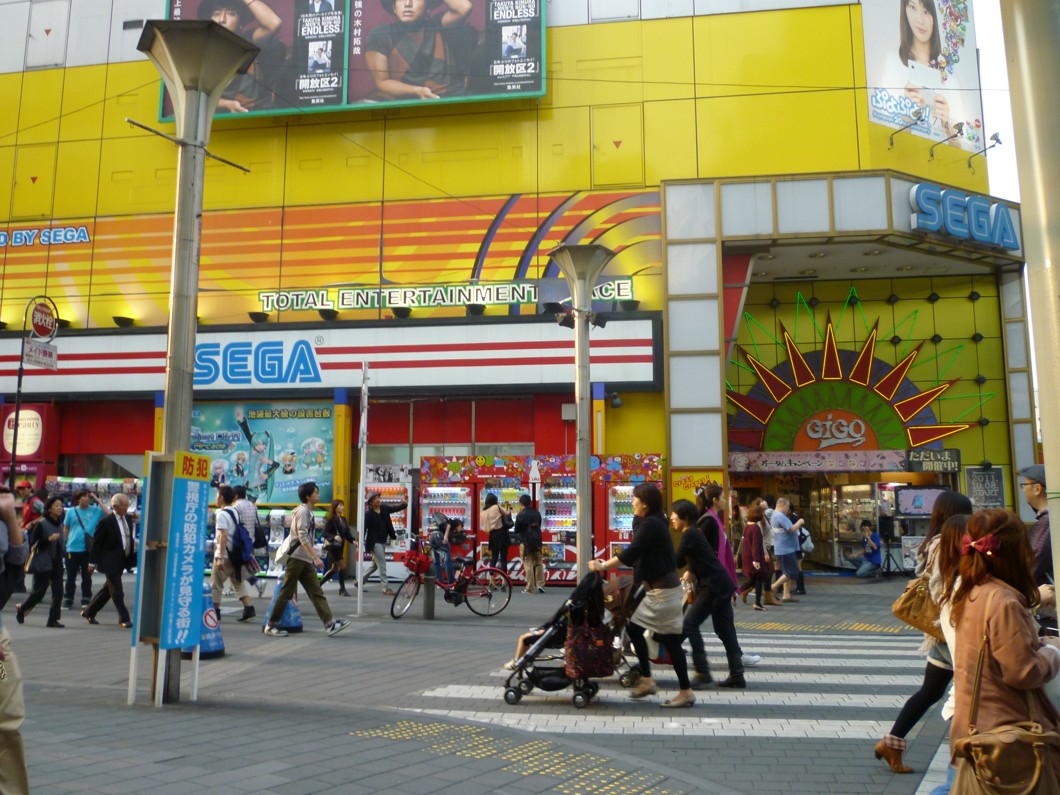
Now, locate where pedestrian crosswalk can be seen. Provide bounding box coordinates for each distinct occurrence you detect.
[402,631,927,740]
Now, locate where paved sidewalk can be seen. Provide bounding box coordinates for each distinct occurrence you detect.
[6,573,948,794]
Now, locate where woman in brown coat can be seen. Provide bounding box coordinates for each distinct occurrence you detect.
[950,508,1060,781]
[739,501,772,611]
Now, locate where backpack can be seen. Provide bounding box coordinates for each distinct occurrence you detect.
[224,507,256,567]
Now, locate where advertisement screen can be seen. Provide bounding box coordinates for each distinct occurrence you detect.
[165,0,545,117]
[862,0,984,151]
[190,401,335,505]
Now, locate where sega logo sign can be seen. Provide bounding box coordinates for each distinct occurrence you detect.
[910,184,1020,251]
[194,340,321,385]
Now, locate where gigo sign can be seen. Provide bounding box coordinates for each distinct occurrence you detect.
[793,409,879,452]
[910,184,1020,251]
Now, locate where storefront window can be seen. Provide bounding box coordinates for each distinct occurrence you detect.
[58,454,141,479]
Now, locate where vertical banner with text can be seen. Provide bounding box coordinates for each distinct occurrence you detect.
[159,451,211,650]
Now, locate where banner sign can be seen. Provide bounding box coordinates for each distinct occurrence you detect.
[965,466,1006,509]
[862,0,984,152]
[257,278,634,312]
[190,401,335,505]
[166,0,545,118]
[24,338,58,370]
[159,451,210,650]
[907,448,961,474]
[729,449,908,473]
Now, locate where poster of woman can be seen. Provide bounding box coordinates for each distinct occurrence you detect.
[863,0,984,151]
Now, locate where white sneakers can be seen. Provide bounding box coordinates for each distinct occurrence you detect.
[327,618,352,637]
[742,653,762,666]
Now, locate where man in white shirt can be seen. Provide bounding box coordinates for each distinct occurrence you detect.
[211,486,257,624]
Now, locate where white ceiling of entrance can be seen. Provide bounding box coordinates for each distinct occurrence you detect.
[745,241,1008,282]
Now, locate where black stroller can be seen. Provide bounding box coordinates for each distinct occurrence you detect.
[503,571,614,709]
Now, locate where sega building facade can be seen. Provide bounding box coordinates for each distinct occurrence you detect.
[0,0,1039,565]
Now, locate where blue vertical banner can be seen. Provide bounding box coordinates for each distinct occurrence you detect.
[159,451,211,650]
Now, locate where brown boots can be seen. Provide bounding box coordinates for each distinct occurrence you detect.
[874,739,913,774]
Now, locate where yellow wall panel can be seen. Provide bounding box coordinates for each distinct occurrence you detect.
[642,18,695,103]
[284,120,385,206]
[696,91,859,177]
[0,73,24,146]
[644,100,697,187]
[380,110,538,200]
[0,147,15,223]
[11,144,56,219]
[101,61,170,140]
[592,104,643,187]
[536,106,591,193]
[693,6,854,100]
[205,127,288,209]
[59,65,107,143]
[96,134,181,216]
[606,392,666,454]
[545,22,645,110]
[53,140,101,219]
[17,70,64,146]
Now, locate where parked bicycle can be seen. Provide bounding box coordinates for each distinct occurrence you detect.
[390,535,512,619]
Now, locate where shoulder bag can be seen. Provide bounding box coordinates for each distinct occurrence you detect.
[275,511,303,567]
[952,591,1060,794]
[891,549,944,642]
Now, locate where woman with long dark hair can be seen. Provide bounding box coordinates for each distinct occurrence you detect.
[15,496,65,628]
[481,493,512,572]
[321,499,355,595]
[591,483,694,707]
[875,490,972,773]
[950,509,1060,786]
[695,485,739,591]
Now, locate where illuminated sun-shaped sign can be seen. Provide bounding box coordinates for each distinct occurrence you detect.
[727,316,975,452]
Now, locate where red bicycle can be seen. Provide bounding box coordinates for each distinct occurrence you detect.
[390,535,512,619]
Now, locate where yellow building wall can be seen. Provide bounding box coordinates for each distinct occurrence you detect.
[603,392,667,457]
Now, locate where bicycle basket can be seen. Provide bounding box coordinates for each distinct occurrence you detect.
[404,549,432,575]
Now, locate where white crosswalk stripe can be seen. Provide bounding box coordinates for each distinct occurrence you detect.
[407,632,926,739]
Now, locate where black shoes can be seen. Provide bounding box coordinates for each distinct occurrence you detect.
[237,605,257,623]
[690,673,713,690]
[47,621,65,628]
[716,674,747,689]
[15,604,25,624]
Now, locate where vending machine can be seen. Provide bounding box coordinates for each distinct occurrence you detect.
[538,473,579,583]
[363,464,414,581]
[592,454,665,578]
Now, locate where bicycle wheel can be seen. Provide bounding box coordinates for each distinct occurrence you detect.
[464,567,512,617]
[390,574,420,619]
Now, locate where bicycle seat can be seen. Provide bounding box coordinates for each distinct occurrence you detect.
[453,556,474,567]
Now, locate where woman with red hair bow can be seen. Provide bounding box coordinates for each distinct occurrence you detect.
[950,508,1060,786]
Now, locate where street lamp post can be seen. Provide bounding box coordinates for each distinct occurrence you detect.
[550,244,616,579]
[136,20,258,703]
[998,2,1060,584]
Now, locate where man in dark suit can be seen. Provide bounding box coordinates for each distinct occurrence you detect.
[304,0,333,12]
[82,494,134,627]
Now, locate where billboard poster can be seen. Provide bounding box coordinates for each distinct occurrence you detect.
[862,0,985,151]
[165,0,544,117]
[189,401,335,505]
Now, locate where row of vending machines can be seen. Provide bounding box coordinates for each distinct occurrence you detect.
[364,454,663,585]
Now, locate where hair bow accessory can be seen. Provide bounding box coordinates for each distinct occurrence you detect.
[960,533,1001,557]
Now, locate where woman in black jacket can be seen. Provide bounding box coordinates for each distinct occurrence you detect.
[591,483,694,707]
[673,499,745,689]
[362,492,407,595]
[15,495,65,628]
[321,499,355,595]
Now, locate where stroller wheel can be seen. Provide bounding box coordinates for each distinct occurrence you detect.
[504,687,522,705]
[572,691,590,709]
[518,679,534,695]
[587,682,600,697]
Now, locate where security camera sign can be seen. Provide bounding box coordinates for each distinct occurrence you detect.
[30,301,58,341]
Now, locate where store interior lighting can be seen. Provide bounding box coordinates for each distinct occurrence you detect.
[56,318,71,329]
[248,312,269,323]
[590,313,608,329]
[392,306,412,319]
[555,310,575,329]
[112,315,135,328]
[466,303,486,316]
[318,308,339,321]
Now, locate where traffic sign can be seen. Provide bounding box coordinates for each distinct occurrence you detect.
[30,301,58,341]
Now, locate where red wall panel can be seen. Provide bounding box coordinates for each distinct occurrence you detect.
[364,401,411,444]
[57,400,154,454]
[476,399,534,443]
[534,394,573,454]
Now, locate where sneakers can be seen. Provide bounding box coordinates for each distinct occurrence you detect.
[263,624,288,637]
[742,653,761,667]
[537,587,545,594]
[62,600,73,610]
[502,659,518,671]
[327,618,351,637]
[238,605,257,623]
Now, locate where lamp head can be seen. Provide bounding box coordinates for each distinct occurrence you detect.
[555,311,575,329]
[989,132,1002,145]
[952,122,964,136]
[609,392,622,409]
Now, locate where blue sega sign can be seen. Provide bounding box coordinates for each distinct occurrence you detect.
[193,339,322,386]
[910,184,1020,251]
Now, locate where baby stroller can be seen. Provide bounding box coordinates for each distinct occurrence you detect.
[503,571,614,709]
[606,574,685,687]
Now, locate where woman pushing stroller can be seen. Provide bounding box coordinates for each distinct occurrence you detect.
[590,483,695,708]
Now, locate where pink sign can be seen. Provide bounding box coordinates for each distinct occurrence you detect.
[730,450,908,473]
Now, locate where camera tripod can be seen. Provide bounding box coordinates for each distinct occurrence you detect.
[881,538,906,577]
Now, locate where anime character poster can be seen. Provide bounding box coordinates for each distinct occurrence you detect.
[167,0,347,114]
[863,0,984,151]
[190,401,335,504]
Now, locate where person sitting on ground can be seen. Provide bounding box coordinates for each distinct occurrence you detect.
[847,519,883,577]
